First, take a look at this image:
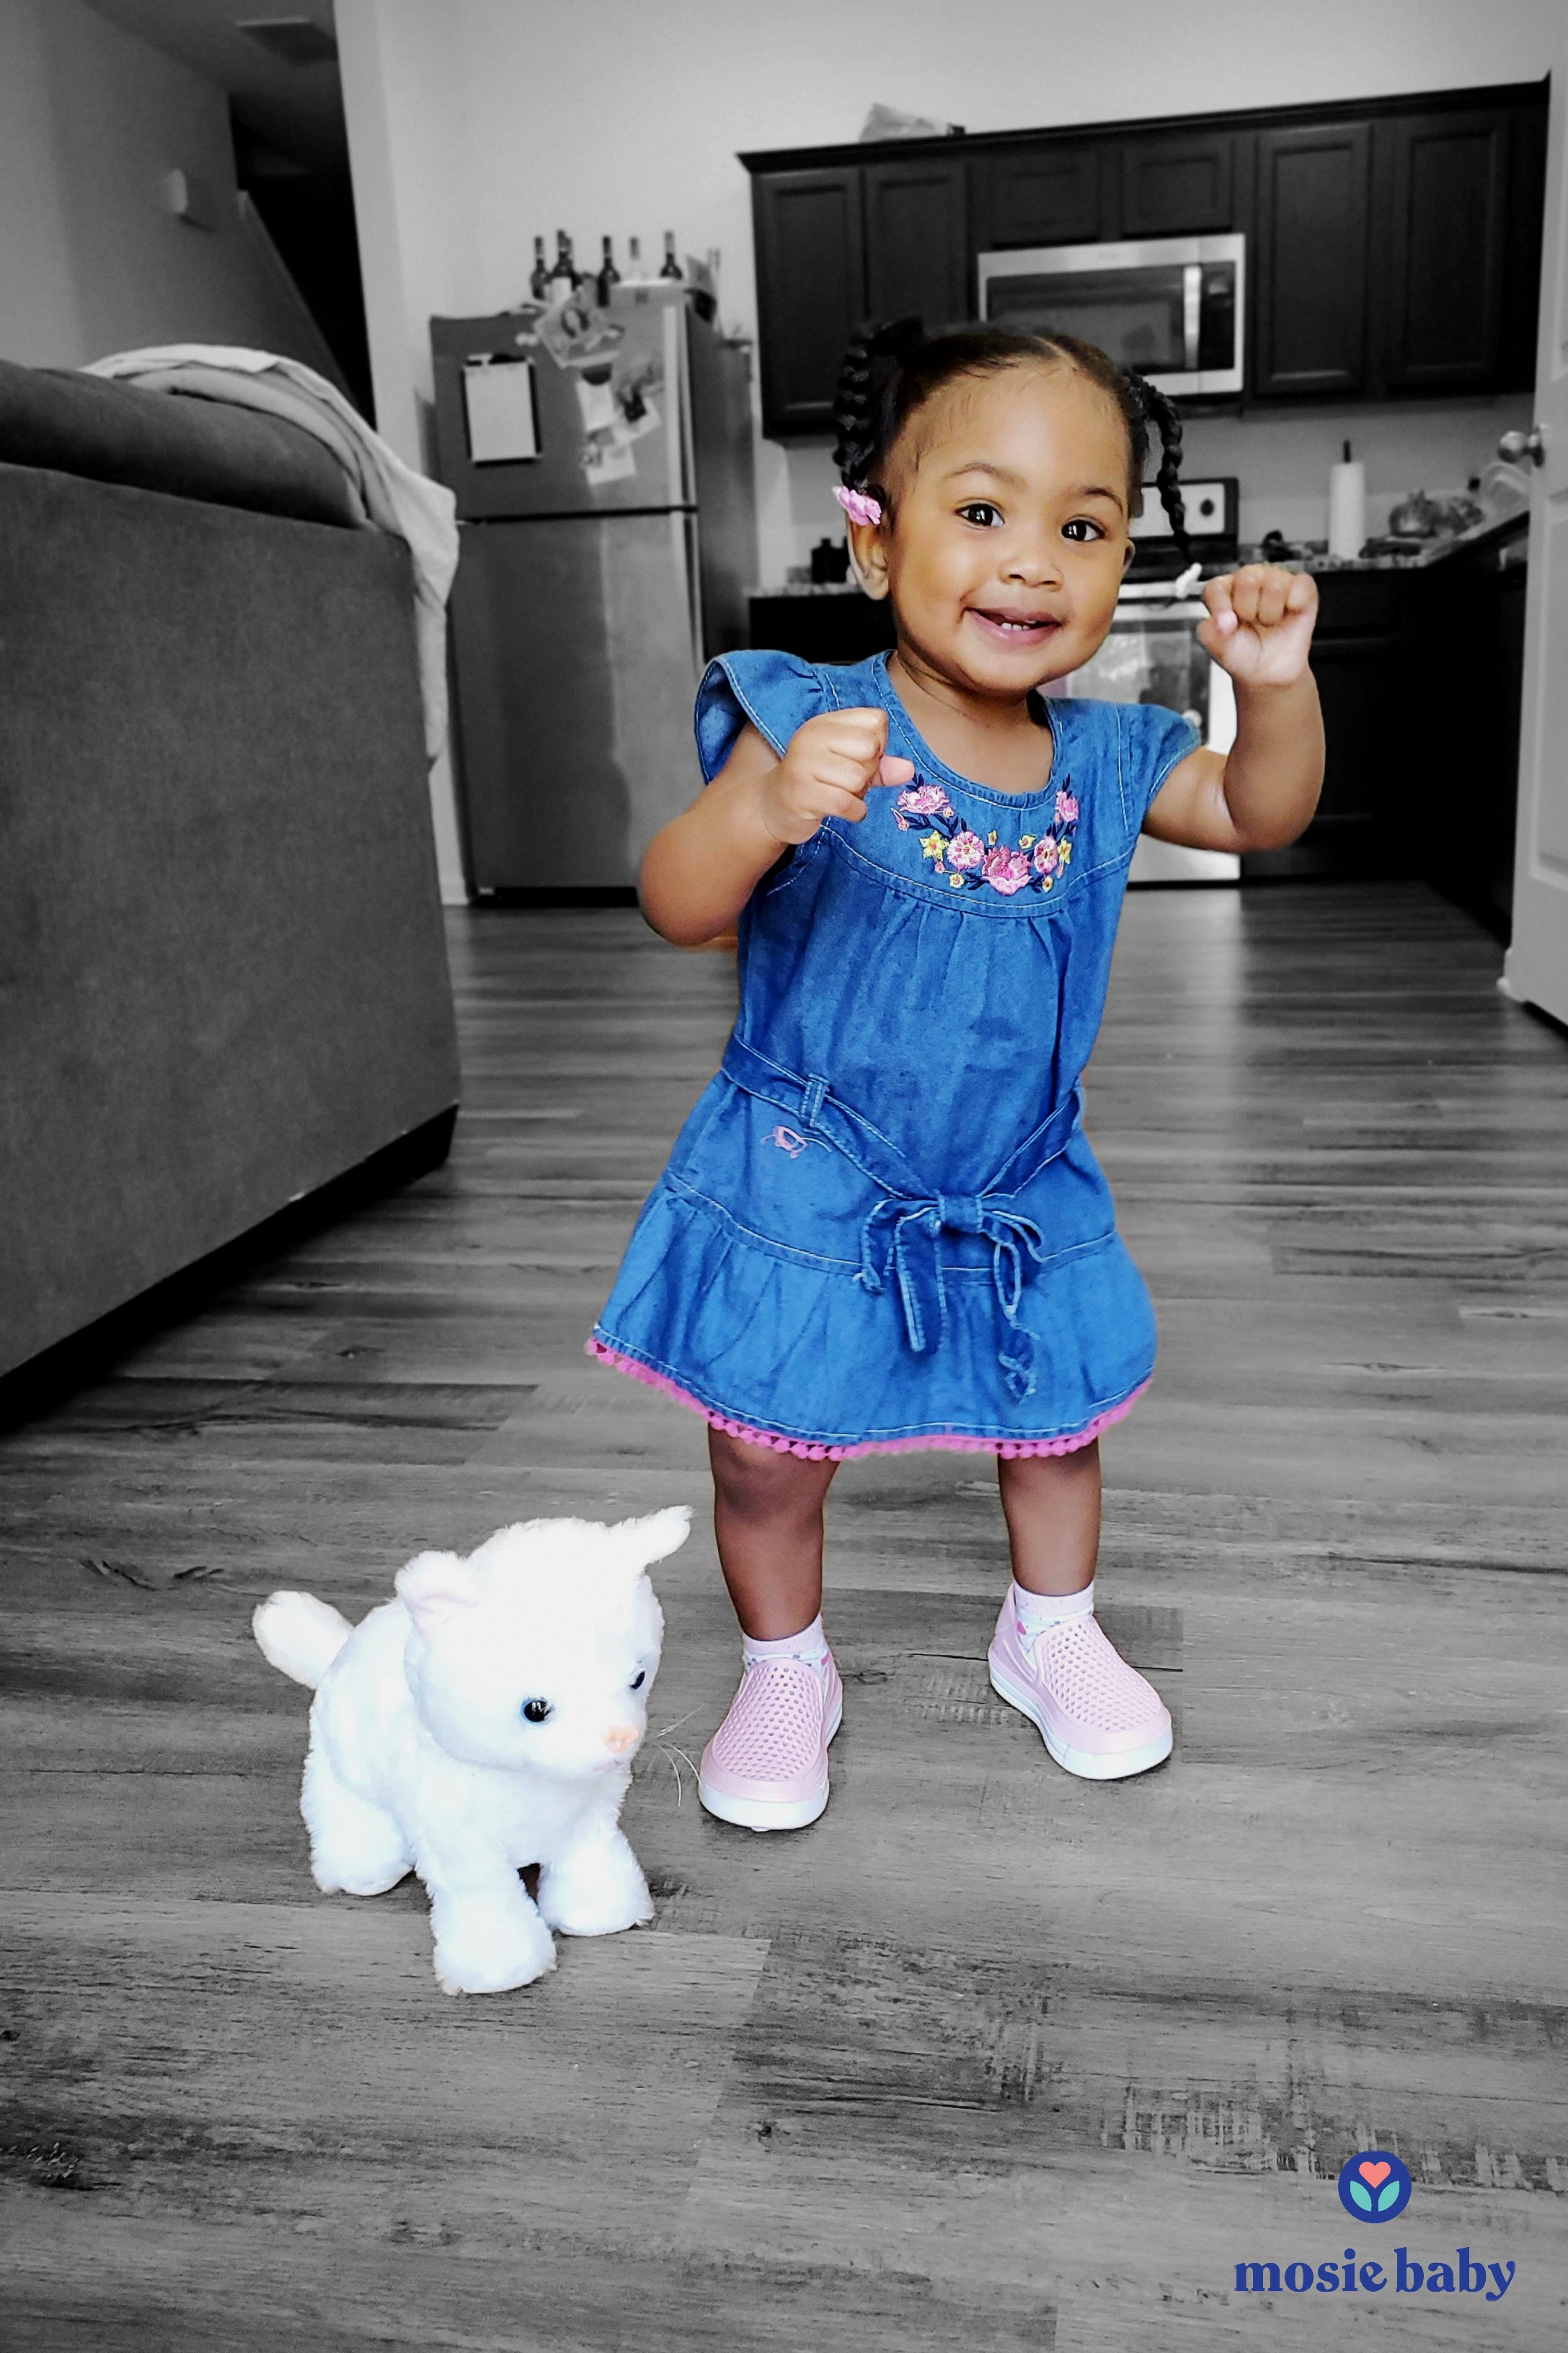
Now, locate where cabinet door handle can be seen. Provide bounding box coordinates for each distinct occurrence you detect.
[1182,264,1202,373]
[1497,425,1546,467]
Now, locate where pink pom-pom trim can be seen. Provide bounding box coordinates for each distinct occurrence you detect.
[834,484,883,527]
[585,1337,1143,1461]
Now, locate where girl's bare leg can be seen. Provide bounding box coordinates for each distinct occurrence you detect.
[991,1440,1171,1776]
[996,1440,1101,1595]
[708,1427,839,1639]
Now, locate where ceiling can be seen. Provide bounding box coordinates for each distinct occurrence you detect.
[81,0,348,174]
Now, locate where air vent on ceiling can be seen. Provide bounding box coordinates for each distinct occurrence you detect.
[236,17,338,67]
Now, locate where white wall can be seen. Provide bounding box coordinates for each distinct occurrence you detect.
[0,0,337,368]
[338,0,1561,892]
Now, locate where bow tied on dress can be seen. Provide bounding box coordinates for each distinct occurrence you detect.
[857,1192,1050,1401]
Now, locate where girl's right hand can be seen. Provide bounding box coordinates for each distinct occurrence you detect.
[757,709,916,846]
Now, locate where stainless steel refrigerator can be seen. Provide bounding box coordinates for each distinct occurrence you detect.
[432,285,756,893]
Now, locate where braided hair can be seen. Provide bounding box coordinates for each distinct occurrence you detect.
[832,319,1188,557]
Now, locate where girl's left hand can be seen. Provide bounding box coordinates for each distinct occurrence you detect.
[1198,564,1318,688]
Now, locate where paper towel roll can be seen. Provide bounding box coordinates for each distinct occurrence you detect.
[1328,460,1366,560]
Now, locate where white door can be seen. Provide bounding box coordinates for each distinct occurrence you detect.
[1503,33,1568,1023]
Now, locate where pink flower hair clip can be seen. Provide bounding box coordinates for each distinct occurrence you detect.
[834,484,882,528]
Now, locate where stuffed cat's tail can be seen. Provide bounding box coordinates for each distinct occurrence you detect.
[253,1591,352,1688]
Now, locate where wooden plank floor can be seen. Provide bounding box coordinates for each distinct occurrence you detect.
[3,883,1565,2350]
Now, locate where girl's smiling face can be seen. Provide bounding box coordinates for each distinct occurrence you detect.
[854,360,1134,701]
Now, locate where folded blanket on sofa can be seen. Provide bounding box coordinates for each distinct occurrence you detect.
[0,356,358,527]
[85,347,459,763]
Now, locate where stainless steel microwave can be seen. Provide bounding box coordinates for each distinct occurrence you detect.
[977,233,1246,396]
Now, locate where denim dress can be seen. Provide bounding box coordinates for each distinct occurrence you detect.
[590,650,1199,1460]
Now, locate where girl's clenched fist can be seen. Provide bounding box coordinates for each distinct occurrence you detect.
[1199,564,1319,690]
[758,709,916,845]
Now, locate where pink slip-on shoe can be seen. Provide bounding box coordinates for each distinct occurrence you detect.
[699,1651,843,1832]
[988,1598,1172,1780]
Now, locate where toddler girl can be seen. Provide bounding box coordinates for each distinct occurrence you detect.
[590,318,1323,1830]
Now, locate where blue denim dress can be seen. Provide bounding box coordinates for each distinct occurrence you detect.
[590,650,1199,1459]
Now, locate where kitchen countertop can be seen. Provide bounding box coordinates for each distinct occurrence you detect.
[756,510,1529,598]
[1244,508,1529,573]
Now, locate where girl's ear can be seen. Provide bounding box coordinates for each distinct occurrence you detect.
[848,517,891,602]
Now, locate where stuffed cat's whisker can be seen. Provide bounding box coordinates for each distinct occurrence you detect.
[650,1738,701,1804]
[649,1707,699,1740]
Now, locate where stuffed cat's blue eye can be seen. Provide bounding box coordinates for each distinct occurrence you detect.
[521,1698,552,1723]
[629,1670,646,1690]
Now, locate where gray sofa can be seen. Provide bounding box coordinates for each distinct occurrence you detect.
[0,359,460,1388]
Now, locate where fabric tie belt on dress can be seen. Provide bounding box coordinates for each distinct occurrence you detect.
[720,1035,1081,1402]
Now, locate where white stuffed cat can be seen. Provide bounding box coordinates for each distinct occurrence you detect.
[254,1507,689,1995]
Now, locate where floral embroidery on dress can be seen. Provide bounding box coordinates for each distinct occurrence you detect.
[892,783,953,827]
[892,778,1078,896]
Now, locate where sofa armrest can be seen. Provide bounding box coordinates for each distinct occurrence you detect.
[0,356,357,528]
[0,459,459,1379]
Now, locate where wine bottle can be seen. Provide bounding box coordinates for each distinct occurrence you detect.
[595,235,620,306]
[659,231,683,281]
[627,236,645,282]
[548,230,577,293]
[529,236,549,302]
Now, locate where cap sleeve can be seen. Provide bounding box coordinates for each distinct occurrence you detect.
[694,650,828,783]
[1120,700,1205,829]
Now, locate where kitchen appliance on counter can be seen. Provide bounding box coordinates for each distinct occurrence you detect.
[1129,475,1237,579]
[432,285,756,892]
[978,234,1246,398]
[1054,578,1239,885]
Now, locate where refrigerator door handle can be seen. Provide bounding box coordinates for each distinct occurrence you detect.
[671,509,701,681]
[666,302,694,509]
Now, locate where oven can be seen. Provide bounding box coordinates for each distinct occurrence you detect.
[1050,581,1240,884]
[978,234,1246,398]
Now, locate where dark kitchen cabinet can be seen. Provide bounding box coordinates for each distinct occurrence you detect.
[1373,108,1510,393]
[1243,572,1402,879]
[1260,523,1532,898]
[742,79,1546,438]
[863,156,969,329]
[1117,130,1239,236]
[748,158,967,435]
[970,139,1104,249]
[1500,99,1550,389]
[1252,122,1370,397]
[1403,521,1529,939]
[750,167,865,435]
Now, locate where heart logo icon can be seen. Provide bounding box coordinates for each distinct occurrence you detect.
[1338,2150,1411,2223]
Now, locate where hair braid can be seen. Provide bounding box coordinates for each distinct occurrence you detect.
[832,315,925,490]
[1127,374,1189,558]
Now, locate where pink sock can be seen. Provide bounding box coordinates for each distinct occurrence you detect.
[742,1613,829,1669]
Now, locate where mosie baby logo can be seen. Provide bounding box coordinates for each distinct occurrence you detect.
[1339,2150,1414,2223]
[1231,2148,1517,2305]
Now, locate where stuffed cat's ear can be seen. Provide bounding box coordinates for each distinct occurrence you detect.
[608,1505,692,1572]
[396,1550,481,1635]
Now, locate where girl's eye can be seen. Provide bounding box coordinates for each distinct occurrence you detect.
[1063,518,1107,543]
[521,1698,552,1724]
[629,1670,646,1691]
[957,501,1004,528]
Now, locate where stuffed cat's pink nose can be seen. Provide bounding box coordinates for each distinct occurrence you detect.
[603,1723,639,1756]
